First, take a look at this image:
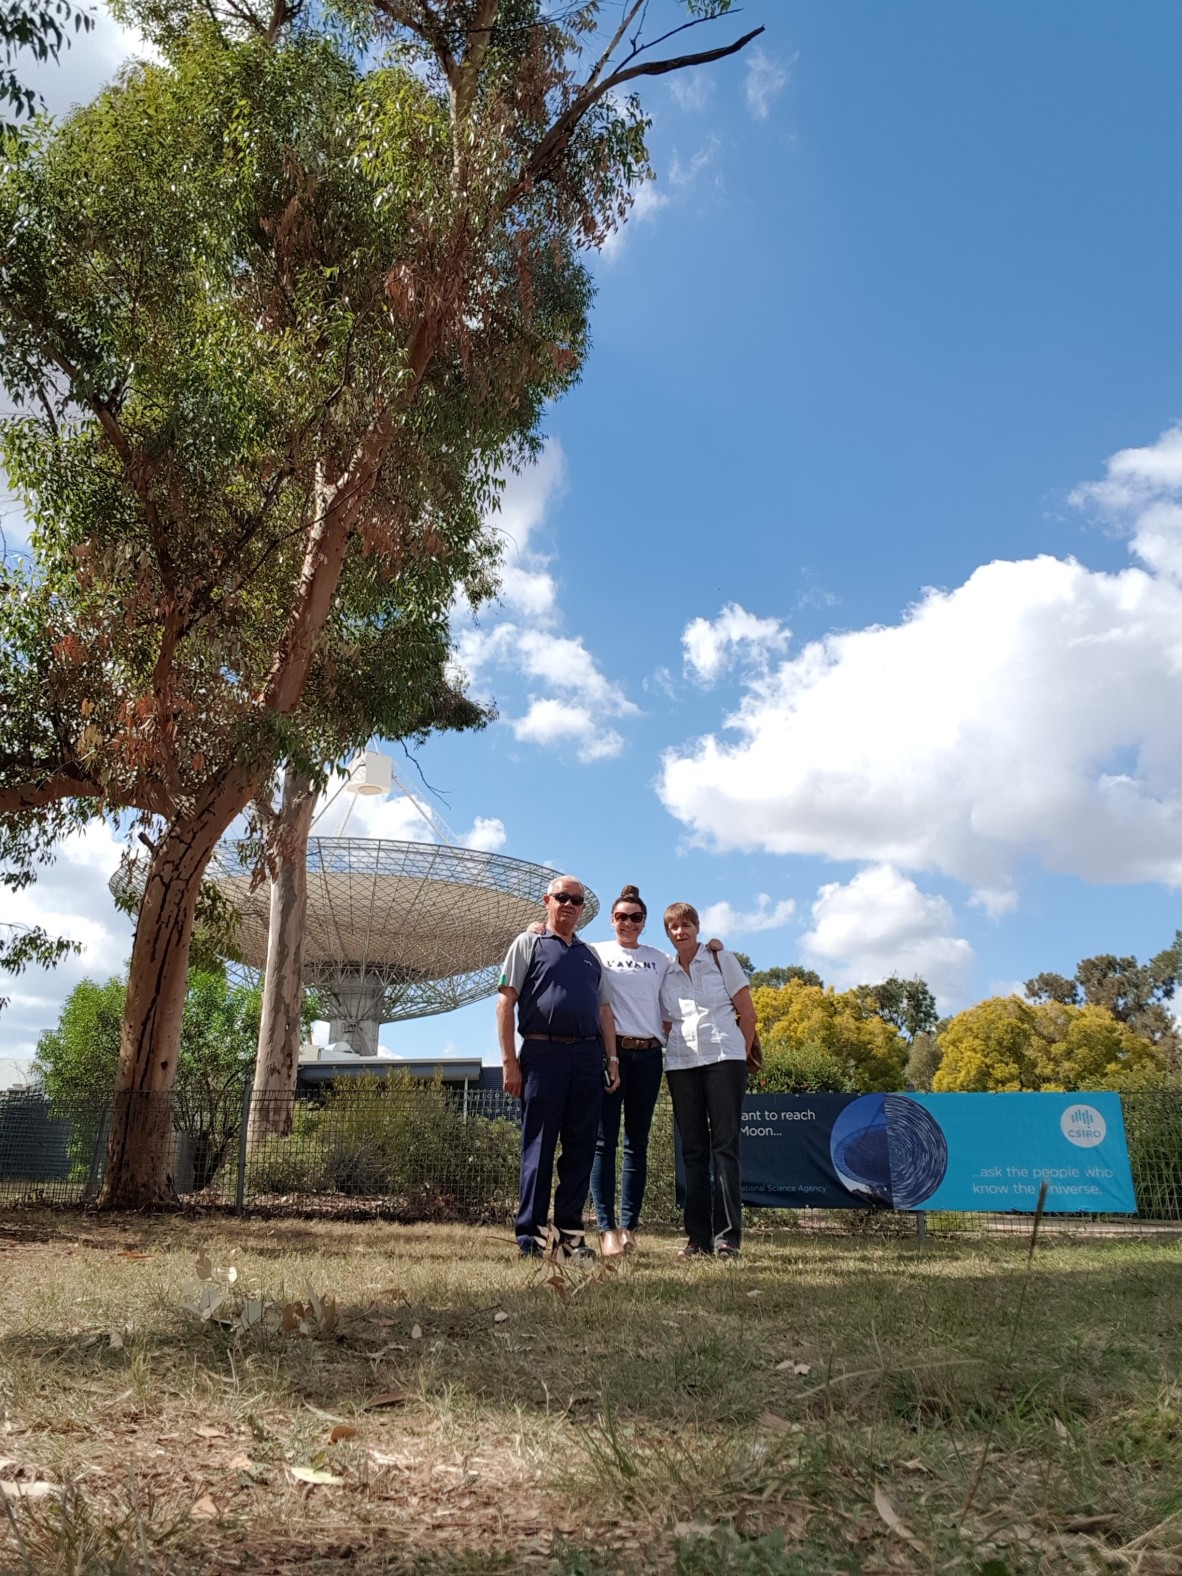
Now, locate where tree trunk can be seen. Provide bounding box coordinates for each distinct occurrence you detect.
[248,765,316,1144]
[98,801,237,1208]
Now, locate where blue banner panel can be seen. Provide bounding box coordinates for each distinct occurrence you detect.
[909,1092,1135,1213]
[733,1092,1135,1213]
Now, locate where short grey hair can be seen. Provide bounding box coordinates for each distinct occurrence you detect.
[546,874,584,897]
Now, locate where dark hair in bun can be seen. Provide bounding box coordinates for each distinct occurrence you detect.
[613,884,646,920]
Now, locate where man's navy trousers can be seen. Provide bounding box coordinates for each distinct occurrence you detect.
[516,1037,604,1251]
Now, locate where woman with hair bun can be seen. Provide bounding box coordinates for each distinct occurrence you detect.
[587,885,671,1256]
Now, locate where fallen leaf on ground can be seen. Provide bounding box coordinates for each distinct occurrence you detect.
[746,1289,762,1298]
[494,1311,509,1324]
[228,1454,255,1472]
[673,1522,717,1539]
[759,1412,792,1433]
[366,1391,409,1410]
[329,1425,358,1443]
[289,1466,344,1486]
[0,1482,58,1501]
[118,1251,151,1261]
[874,1485,925,1552]
[195,1425,228,1440]
[108,1330,124,1350]
[190,1493,219,1520]
[194,1252,212,1280]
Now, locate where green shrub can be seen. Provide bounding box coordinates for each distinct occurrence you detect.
[1092,1069,1182,1220]
[749,1043,855,1094]
[316,1073,520,1220]
[245,1103,328,1194]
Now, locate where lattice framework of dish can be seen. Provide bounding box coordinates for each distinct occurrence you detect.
[207,837,598,1021]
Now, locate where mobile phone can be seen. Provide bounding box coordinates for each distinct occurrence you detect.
[603,1063,614,1089]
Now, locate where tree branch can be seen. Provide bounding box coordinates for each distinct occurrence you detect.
[453,0,499,123]
[522,26,763,189]
[0,768,101,817]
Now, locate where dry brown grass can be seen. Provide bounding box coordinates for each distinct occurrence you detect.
[0,1211,1180,1574]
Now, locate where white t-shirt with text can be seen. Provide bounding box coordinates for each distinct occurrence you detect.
[589,941,670,1041]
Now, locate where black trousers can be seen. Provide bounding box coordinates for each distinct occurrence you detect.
[666,1058,747,1252]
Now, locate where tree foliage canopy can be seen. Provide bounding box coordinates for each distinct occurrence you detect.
[1025,934,1181,1065]
[751,979,908,1093]
[748,963,823,992]
[933,996,1165,1093]
[854,976,938,1041]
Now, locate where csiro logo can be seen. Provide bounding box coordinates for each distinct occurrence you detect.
[1061,1102,1107,1148]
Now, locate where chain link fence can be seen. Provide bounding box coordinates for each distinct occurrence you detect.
[1,1078,1180,1232]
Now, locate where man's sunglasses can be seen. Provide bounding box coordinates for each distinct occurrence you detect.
[613,911,645,924]
[547,892,585,906]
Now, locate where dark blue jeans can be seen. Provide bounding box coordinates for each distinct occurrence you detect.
[666,1058,747,1252]
[516,1040,604,1251]
[590,1045,664,1232]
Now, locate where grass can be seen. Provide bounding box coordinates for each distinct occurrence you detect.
[0,1213,1180,1574]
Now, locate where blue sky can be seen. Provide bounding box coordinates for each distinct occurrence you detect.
[3,1,1181,1063]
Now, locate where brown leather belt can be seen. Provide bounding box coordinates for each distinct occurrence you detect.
[521,1033,598,1044]
[617,1036,662,1050]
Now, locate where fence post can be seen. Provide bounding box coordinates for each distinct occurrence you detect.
[235,1080,252,1217]
[915,1211,927,1245]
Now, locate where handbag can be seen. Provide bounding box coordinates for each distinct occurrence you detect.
[711,949,763,1072]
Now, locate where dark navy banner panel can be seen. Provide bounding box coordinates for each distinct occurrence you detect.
[735,1093,1135,1214]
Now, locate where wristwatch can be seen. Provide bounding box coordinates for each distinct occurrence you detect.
[607,1056,619,1063]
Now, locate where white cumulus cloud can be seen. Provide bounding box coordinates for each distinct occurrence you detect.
[682,602,791,685]
[455,442,639,762]
[512,700,624,762]
[660,428,1182,898]
[1072,422,1182,583]
[801,865,974,1006]
[697,894,797,938]
[462,817,507,853]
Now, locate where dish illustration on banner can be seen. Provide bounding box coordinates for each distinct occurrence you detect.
[829,1094,949,1209]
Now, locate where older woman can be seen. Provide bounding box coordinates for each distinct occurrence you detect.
[659,901,757,1259]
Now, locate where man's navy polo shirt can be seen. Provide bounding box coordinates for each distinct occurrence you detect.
[498,930,610,1041]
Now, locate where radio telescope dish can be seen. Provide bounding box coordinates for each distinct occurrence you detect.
[206,838,598,1055]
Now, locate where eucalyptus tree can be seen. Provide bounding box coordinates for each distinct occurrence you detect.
[0,0,759,1205]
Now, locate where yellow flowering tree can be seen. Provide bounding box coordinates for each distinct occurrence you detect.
[752,980,908,1093]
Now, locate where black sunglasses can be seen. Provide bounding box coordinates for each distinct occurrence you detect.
[547,892,585,906]
[613,911,645,924]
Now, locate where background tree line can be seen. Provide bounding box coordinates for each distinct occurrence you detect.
[741,933,1181,1097]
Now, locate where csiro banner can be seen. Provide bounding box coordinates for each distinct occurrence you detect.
[733,1091,1135,1213]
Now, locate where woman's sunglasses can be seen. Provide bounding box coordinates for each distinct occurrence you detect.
[613,911,645,924]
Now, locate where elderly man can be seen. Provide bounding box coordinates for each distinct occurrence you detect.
[498,875,619,1259]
